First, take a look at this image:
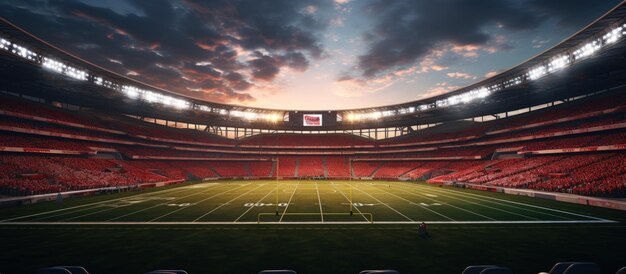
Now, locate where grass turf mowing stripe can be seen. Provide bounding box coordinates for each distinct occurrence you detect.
[406,183,573,220]
[366,183,476,221]
[372,184,539,220]
[192,184,266,222]
[360,182,456,221]
[405,182,610,221]
[1,180,618,224]
[60,184,227,222]
[147,183,254,222]
[30,186,203,221]
[330,181,370,222]
[0,219,616,225]
[279,180,299,222]
[315,181,324,222]
[0,183,200,222]
[234,184,279,222]
[103,182,239,222]
[353,184,414,221]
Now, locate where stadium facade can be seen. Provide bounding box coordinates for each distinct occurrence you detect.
[0,3,625,199]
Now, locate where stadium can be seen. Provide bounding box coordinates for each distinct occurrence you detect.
[0,1,625,274]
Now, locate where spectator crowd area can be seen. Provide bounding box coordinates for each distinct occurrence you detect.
[0,92,624,197]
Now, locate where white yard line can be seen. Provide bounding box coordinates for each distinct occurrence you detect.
[393,184,538,220]
[366,184,496,221]
[148,184,251,222]
[192,184,265,222]
[0,219,615,225]
[279,181,300,222]
[315,181,324,222]
[0,184,201,222]
[106,183,239,222]
[408,184,569,220]
[233,185,278,222]
[365,184,459,221]
[353,185,414,222]
[65,184,231,222]
[329,182,370,222]
[407,183,608,221]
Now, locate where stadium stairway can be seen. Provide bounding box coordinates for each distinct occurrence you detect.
[294,157,300,177]
[369,162,384,177]
[323,157,329,178]
[243,162,253,177]
[269,160,276,177]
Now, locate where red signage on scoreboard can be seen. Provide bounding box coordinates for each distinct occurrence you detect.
[303,114,322,126]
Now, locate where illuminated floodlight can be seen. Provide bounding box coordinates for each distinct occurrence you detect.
[476,87,490,98]
[230,110,283,121]
[381,110,395,117]
[4,12,624,122]
[573,41,600,60]
[527,65,546,80]
[121,85,140,99]
[42,57,64,73]
[197,105,211,112]
[266,113,281,122]
[603,26,623,44]
[548,55,570,72]
[0,38,9,50]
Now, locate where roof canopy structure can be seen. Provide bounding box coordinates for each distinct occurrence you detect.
[0,2,625,130]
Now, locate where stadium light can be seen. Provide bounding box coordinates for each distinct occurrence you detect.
[0,37,9,50]
[2,14,626,122]
[548,55,570,72]
[573,40,600,60]
[527,65,547,80]
[603,26,623,44]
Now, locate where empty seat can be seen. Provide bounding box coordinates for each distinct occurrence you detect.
[359,270,400,274]
[36,268,72,274]
[144,271,188,274]
[616,267,626,274]
[55,266,89,274]
[258,271,297,274]
[463,265,499,274]
[563,263,600,274]
[480,267,513,274]
[539,262,577,274]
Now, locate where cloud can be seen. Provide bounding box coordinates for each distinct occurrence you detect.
[421,82,461,99]
[247,51,310,81]
[0,0,331,105]
[484,71,498,78]
[352,0,617,79]
[446,72,475,79]
[333,75,395,98]
[532,37,551,48]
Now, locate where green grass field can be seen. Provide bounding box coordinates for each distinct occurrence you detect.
[1,180,625,274]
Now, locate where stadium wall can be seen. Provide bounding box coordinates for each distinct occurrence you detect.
[0,179,184,207]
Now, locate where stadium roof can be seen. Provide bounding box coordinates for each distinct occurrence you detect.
[0,2,625,130]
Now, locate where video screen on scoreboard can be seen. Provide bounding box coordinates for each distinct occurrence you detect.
[303,114,322,126]
[287,111,336,127]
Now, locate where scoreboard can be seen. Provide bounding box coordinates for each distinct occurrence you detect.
[287,111,338,127]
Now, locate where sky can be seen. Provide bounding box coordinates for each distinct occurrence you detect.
[0,0,621,110]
